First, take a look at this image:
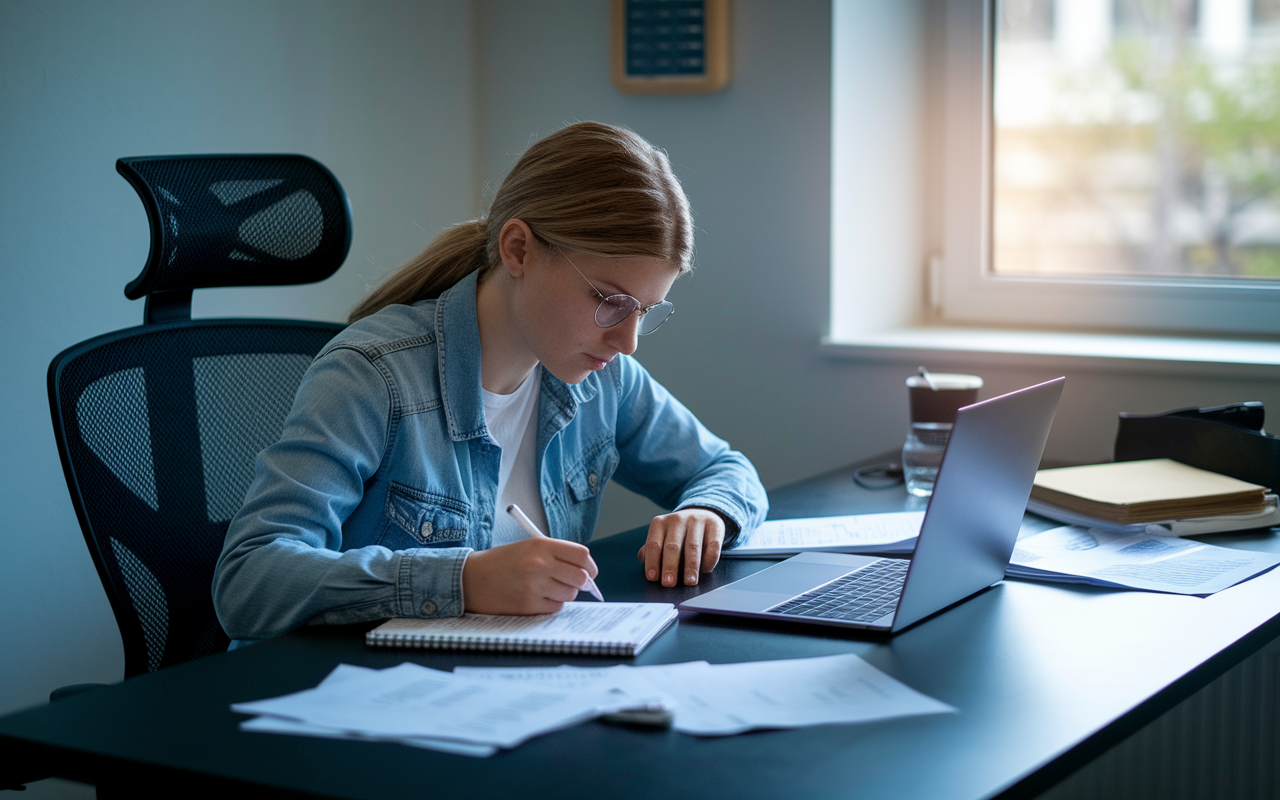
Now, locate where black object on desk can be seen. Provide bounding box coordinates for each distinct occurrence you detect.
[3,456,1280,799]
[1116,401,1280,491]
[852,461,903,489]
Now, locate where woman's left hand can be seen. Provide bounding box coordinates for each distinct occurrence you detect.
[636,507,725,587]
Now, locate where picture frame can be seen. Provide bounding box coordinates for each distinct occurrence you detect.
[612,0,730,95]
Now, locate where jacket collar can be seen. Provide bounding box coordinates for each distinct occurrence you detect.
[435,270,597,442]
[436,270,487,442]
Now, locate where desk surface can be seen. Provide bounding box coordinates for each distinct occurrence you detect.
[5,460,1280,799]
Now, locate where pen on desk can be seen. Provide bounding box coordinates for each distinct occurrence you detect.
[506,503,606,602]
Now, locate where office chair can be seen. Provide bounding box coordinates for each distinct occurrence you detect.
[47,154,351,680]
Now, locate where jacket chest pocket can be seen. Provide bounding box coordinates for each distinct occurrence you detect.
[384,482,470,546]
[565,439,620,504]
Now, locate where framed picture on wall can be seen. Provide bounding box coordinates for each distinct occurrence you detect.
[612,0,730,94]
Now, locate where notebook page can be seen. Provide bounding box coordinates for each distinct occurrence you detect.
[370,602,674,644]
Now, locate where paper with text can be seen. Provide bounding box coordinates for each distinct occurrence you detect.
[234,655,954,753]
[237,664,499,756]
[1009,525,1280,595]
[725,512,924,558]
[233,661,651,748]
[460,655,954,736]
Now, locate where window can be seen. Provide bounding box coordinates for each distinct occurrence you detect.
[938,0,1280,335]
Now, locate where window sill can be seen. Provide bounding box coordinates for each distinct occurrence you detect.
[821,327,1280,379]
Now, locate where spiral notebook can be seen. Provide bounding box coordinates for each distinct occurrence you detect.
[365,602,678,657]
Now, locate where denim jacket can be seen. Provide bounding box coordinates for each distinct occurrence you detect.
[213,270,767,641]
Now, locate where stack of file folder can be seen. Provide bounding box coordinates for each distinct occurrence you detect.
[1029,459,1280,535]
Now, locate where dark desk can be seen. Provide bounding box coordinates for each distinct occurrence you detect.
[5,461,1280,799]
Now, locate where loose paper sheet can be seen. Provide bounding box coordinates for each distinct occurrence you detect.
[235,654,954,755]
[459,654,955,737]
[1009,525,1280,595]
[238,665,498,757]
[725,512,924,558]
[233,661,652,749]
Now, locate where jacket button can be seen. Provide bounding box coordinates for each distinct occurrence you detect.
[588,473,599,490]
[420,521,434,538]
[420,600,437,615]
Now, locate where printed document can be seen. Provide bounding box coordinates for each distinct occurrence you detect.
[1009,525,1280,596]
[724,512,924,558]
[238,665,499,756]
[236,654,953,755]
[459,653,954,737]
[233,661,656,749]
[636,655,953,736]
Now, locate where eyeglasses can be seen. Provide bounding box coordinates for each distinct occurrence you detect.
[559,250,675,335]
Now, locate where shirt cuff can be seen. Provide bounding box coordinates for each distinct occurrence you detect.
[398,547,470,618]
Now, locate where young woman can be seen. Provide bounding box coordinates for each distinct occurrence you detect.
[213,122,767,641]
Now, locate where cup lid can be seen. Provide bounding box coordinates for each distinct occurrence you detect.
[906,373,983,390]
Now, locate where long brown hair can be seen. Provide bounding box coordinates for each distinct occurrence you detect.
[348,122,693,323]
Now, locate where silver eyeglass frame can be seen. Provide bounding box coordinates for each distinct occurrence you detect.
[558,249,675,335]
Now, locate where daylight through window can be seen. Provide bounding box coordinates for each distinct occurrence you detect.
[995,0,1280,282]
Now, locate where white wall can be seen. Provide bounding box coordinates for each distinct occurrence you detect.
[830,0,923,340]
[0,0,479,734]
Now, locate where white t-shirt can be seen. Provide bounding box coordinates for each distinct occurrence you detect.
[482,366,550,547]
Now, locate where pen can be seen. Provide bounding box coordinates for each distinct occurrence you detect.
[506,503,606,602]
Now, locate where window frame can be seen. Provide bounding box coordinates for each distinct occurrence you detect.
[936,0,1280,337]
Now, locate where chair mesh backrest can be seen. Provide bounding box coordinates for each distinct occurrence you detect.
[49,153,351,678]
[118,154,351,298]
[50,321,343,678]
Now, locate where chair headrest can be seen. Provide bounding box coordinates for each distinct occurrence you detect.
[117,154,352,309]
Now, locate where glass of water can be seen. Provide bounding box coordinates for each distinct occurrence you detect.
[902,422,952,497]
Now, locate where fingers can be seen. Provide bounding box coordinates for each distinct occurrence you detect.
[701,529,723,574]
[546,557,593,594]
[681,513,724,585]
[642,509,728,587]
[681,516,704,586]
[643,522,666,584]
[539,540,598,597]
[544,570,585,602]
[461,538,598,614]
[660,518,688,588]
[643,514,687,587]
[546,538,598,578]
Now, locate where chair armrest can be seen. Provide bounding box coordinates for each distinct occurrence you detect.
[49,682,109,702]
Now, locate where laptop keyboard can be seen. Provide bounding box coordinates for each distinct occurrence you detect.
[766,558,909,623]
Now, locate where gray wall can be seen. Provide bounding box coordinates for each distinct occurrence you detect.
[3,3,1279,791]
[479,0,878,531]
[479,0,1280,538]
[0,0,480,730]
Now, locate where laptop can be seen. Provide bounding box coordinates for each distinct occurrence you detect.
[680,377,1065,634]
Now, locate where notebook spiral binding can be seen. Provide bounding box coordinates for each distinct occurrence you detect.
[364,630,635,656]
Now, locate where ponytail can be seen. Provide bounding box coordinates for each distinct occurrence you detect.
[350,122,692,324]
[348,219,489,323]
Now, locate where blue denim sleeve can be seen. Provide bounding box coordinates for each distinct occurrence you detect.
[213,345,468,641]
[609,356,768,543]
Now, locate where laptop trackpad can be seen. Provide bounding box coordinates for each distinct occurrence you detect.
[730,556,875,596]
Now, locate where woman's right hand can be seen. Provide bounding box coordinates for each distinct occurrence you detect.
[460,537,599,615]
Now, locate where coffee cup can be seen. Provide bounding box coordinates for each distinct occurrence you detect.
[902,372,982,496]
[906,373,983,424]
